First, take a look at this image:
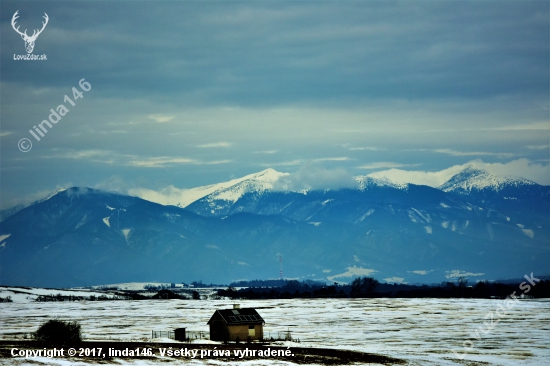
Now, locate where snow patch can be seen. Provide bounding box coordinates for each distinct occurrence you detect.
[439,202,450,208]
[308,222,321,227]
[102,217,110,227]
[74,214,88,229]
[522,229,534,238]
[424,226,432,234]
[383,277,405,283]
[0,234,11,242]
[326,266,377,281]
[122,229,131,241]
[408,270,433,275]
[445,270,485,279]
[355,209,375,223]
[0,286,119,303]
[411,208,430,223]
[441,221,449,229]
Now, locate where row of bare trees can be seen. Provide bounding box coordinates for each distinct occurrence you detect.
[350,277,380,296]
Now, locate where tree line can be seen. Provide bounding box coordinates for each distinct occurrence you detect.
[216,277,550,299]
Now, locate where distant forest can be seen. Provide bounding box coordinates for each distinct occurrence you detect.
[218,277,550,299]
[15,276,548,303]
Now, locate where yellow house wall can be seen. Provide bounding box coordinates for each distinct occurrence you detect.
[227,324,263,341]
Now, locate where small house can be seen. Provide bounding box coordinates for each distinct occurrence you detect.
[207,304,265,342]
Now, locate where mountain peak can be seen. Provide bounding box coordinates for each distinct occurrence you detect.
[354,175,407,190]
[199,169,289,205]
[458,165,485,176]
[33,187,68,205]
[244,168,289,183]
[439,166,536,193]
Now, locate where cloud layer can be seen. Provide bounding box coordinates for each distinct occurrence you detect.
[368,159,550,187]
[273,164,356,191]
[0,1,548,208]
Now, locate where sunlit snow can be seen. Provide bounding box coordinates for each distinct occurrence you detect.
[0,292,548,366]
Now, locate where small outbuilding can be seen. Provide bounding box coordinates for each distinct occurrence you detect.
[207,304,265,342]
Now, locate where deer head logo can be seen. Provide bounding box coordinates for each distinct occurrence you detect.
[11,11,49,54]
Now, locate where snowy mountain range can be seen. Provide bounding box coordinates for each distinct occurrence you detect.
[438,166,536,193]
[181,166,546,217]
[132,166,540,213]
[0,167,548,288]
[134,168,289,208]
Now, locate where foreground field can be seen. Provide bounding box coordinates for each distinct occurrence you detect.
[0,289,549,365]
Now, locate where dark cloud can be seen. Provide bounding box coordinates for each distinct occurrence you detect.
[1,1,548,105]
[1,0,548,207]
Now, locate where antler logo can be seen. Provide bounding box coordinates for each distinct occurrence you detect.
[11,10,49,54]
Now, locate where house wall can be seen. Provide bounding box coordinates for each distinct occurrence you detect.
[227,324,263,341]
[209,317,229,341]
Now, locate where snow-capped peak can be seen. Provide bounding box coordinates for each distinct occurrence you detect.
[249,168,288,183]
[438,166,536,193]
[137,169,290,208]
[202,170,408,206]
[354,175,408,191]
[202,169,289,204]
[32,187,68,205]
[134,169,415,209]
[199,169,288,192]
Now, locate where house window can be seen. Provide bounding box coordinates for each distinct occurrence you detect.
[248,325,255,337]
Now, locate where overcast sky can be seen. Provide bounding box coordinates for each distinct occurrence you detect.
[1,1,549,209]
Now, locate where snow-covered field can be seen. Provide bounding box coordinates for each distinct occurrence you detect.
[1,286,549,365]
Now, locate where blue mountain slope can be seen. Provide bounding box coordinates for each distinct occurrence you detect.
[0,167,548,288]
[439,167,550,215]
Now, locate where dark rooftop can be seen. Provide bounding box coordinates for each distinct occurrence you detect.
[207,307,265,325]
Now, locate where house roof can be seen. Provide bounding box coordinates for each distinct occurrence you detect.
[207,307,265,325]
